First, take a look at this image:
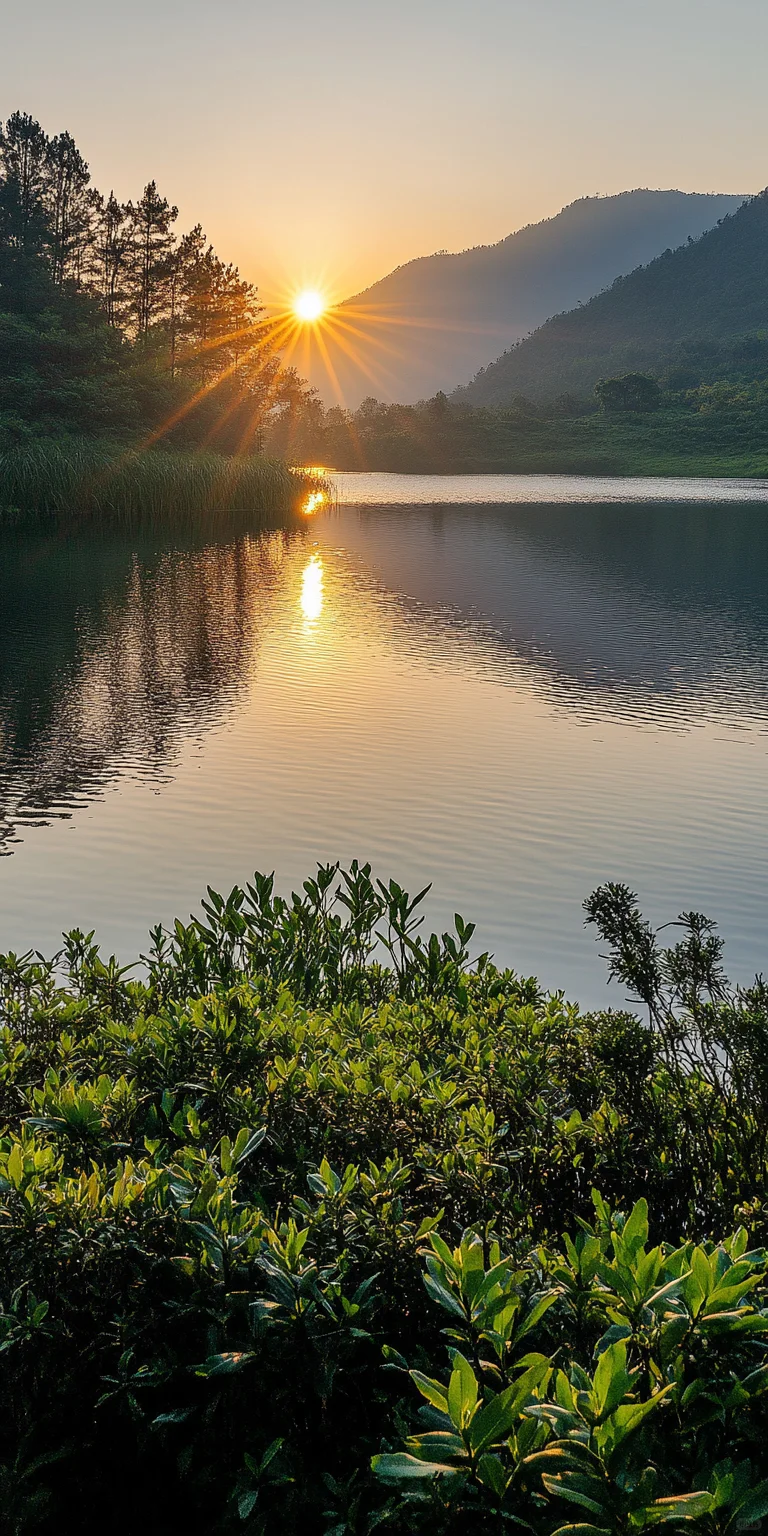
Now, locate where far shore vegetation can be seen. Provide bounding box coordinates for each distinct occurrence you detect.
[282,376,768,479]
[3,863,768,1530]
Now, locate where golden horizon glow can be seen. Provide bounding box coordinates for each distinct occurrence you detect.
[293,289,326,323]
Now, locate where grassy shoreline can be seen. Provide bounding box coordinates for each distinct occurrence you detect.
[0,441,325,530]
[295,395,768,480]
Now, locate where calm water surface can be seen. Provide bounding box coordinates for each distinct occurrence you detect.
[2,472,768,1006]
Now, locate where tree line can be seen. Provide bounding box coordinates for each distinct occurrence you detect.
[0,111,313,449]
[273,374,768,475]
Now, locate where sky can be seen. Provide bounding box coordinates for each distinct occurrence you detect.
[2,0,767,306]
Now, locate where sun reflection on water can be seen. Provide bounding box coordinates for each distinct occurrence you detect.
[303,489,327,516]
[300,555,323,624]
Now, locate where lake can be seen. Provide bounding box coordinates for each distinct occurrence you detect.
[2,472,768,1007]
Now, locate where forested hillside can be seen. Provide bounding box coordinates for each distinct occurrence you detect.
[306,190,743,405]
[459,190,768,405]
[0,111,314,449]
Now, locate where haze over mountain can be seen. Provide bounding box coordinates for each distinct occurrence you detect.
[459,190,768,406]
[305,191,744,406]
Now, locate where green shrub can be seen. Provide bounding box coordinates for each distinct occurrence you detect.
[1,865,768,1532]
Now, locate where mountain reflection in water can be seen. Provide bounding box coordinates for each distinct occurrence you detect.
[0,494,767,1003]
[331,503,768,722]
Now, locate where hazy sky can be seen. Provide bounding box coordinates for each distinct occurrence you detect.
[2,0,766,304]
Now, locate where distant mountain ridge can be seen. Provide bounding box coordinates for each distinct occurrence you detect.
[307,190,744,405]
[458,190,768,406]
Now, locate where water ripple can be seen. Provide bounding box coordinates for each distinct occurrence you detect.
[0,486,767,1003]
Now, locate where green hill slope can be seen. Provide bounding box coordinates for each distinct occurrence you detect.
[458,191,768,405]
[302,190,743,406]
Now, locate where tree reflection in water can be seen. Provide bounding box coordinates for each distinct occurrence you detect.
[2,499,768,856]
[0,528,294,851]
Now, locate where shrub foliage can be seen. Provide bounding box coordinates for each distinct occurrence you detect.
[2,865,768,1532]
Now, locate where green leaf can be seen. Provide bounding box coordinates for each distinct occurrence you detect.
[469,1357,551,1454]
[151,1408,194,1427]
[515,1290,559,1342]
[691,1247,713,1299]
[423,1273,466,1319]
[477,1453,508,1498]
[598,1389,672,1459]
[447,1352,478,1430]
[596,1324,632,1353]
[592,1340,631,1419]
[703,1311,768,1336]
[258,1438,284,1475]
[415,1210,445,1238]
[476,1253,514,1290]
[551,1526,612,1536]
[739,1364,768,1398]
[659,1314,689,1362]
[730,1229,749,1260]
[646,1274,690,1310]
[429,1233,458,1272]
[622,1198,649,1253]
[372,1452,462,1483]
[405,1431,464,1461]
[706,1282,762,1315]
[410,1371,449,1414]
[642,1491,713,1524]
[233,1127,267,1166]
[194,1351,255,1377]
[530,1443,602,1474]
[542,1471,607,1517]
[633,1249,663,1300]
[734,1480,768,1527]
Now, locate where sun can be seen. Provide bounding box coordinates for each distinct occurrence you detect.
[293,289,326,323]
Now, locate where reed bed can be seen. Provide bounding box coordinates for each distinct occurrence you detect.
[0,440,327,530]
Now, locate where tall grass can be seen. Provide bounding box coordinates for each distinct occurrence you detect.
[0,440,328,530]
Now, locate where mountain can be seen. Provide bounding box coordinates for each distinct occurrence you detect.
[458,191,768,406]
[305,191,744,406]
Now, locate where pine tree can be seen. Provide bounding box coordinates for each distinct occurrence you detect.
[91,193,134,328]
[126,181,178,339]
[167,224,206,377]
[44,132,94,286]
[0,111,50,255]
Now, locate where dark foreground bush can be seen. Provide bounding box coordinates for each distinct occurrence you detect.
[2,866,768,1533]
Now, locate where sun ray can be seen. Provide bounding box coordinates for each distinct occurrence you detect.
[320,315,413,371]
[310,316,412,396]
[310,325,351,405]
